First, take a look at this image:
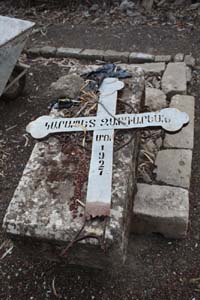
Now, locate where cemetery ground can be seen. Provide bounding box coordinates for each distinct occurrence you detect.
[1,2,200,300]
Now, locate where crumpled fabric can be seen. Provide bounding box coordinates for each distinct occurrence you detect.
[81,63,132,91]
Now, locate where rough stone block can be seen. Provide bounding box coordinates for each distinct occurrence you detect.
[155,55,172,63]
[3,66,144,268]
[129,52,155,63]
[164,95,194,149]
[50,74,84,99]
[104,50,129,63]
[142,63,166,74]
[79,49,104,60]
[145,87,167,111]
[40,46,57,57]
[161,62,187,96]
[154,149,192,189]
[186,66,192,82]
[56,47,82,58]
[26,47,41,56]
[131,183,189,238]
[174,53,184,62]
[184,55,195,67]
[119,62,165,75]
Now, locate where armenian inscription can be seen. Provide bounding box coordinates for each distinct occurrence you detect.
[26,78,189,217]
[27,109,189,139]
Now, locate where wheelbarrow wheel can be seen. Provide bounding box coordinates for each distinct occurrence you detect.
[2,65,26,101]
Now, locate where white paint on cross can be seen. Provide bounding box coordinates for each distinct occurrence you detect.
[26,78,189,217]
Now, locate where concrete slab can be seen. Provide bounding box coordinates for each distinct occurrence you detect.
[3,66,144,268]
[131,183,189,238]
[164,95,195,149]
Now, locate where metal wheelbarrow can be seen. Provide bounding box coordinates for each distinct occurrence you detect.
[0,16,35,100]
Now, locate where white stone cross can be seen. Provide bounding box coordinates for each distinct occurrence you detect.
[26,78,189,217]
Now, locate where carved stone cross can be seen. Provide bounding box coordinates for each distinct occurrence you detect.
[26,78,189,217]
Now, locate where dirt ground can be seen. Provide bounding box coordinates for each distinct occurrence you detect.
[1,2,200,299]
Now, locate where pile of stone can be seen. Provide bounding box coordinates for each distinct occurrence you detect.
[132,60,194,239]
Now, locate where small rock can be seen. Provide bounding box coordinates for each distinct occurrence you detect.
[141,0,154,11]
[168,12,176,24]
[186,66,192,82]
[119,0,135,12]
[155,137,163,150]
[50,74,84,99]
[174,0,188,6]
[83,11,90,18]
[89,4,99,12]
[189,3,200,10]
[184,55,195,67]
[145,87,167,111]
[144,139,157,154]
[91,17,100,25]
[141,170,152,183]
[126,9,136,17]
[174,53,184,62]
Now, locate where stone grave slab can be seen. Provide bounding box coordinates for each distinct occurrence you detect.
[3,66,144,268]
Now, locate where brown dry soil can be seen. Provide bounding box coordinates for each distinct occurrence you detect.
[1,2,200,300]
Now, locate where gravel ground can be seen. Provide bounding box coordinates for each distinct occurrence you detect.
[1,2,200,299]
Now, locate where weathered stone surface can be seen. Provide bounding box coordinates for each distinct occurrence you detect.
[119,0,135,12]
[79,49,104,60]
[26,47,41,56]
[161,62,187,96]
[186,66,192,82]
[184,54,195,67]
[129,52,155,63]
[164,95,194,149]
[145,87,167,111]
[40,46,57,57]
[3,66,144,268]
[50,74,84,99]
[154,149,192,189]
[155,55,172,62]
[56,47,82,58]
[131,183,189,238]
[119,62,165,75]
[174,53,184,62]
[104,50,129,63]
[141,63,166,74]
